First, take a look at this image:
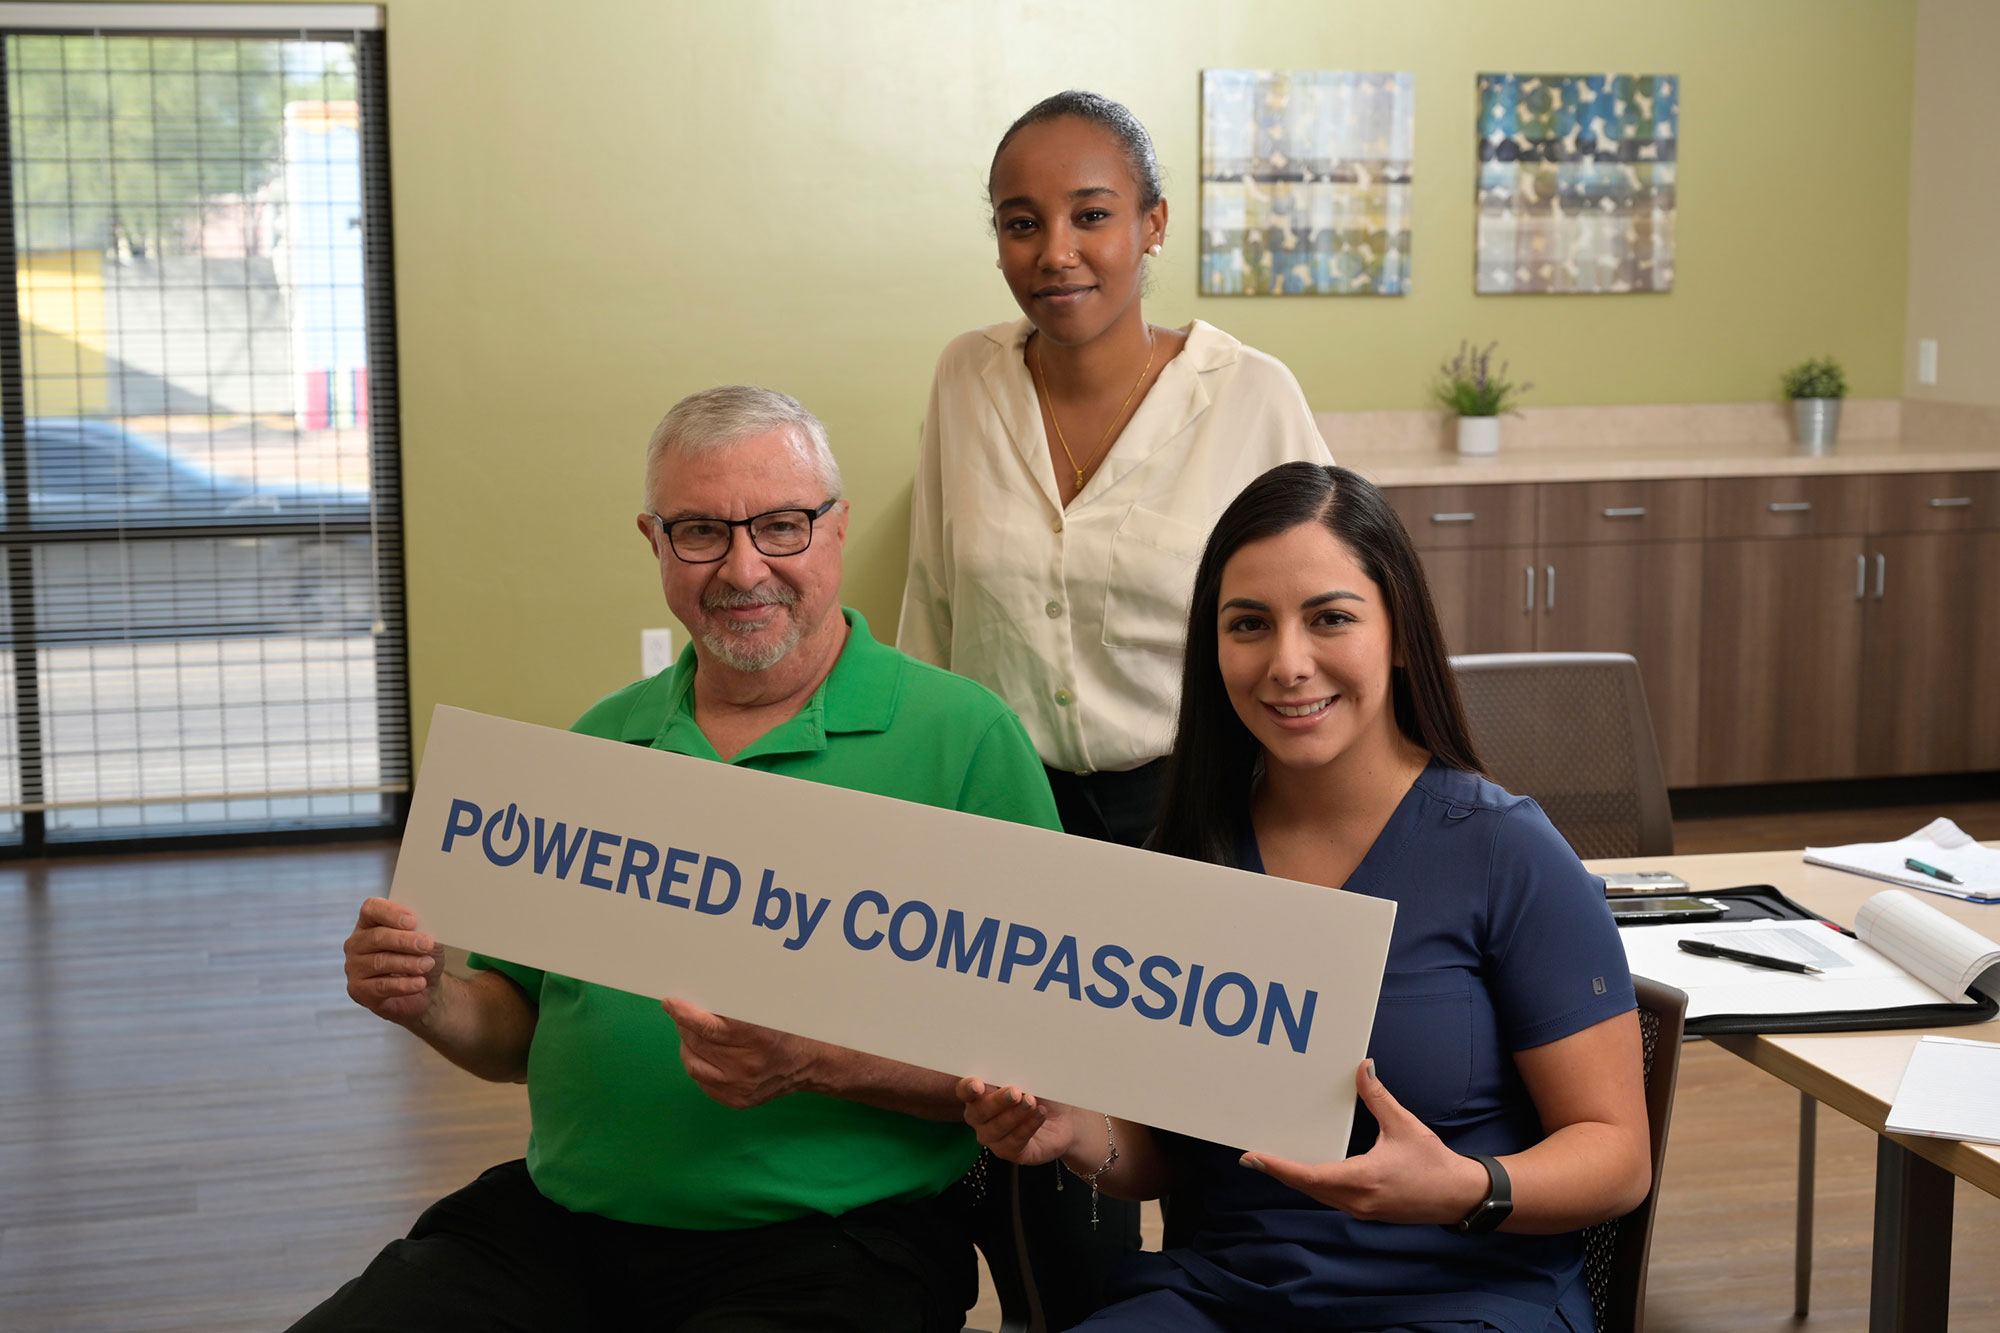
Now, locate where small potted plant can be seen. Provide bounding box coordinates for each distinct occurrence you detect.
[1435,340,1530,456]
[1780,356,1847,454]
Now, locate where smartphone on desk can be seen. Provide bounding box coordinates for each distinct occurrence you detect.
[1608,896,1725,925]
[1601,871,1693,896]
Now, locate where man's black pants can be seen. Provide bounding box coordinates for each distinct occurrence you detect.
[287,1160,976,1332]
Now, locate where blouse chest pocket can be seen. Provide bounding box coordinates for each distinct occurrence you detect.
[1101,506,1205,653]
[1368,969,1475,1125]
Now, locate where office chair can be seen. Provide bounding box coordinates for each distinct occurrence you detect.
[1453,654,1818,1316]
[1449,652,1674,859]
[1582,976,1689,1333]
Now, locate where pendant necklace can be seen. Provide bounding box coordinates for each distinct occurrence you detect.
[1035,328,1156,493]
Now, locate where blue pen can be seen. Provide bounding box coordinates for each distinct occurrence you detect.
[1905,857,1964,886]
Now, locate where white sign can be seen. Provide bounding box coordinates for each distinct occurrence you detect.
[392,706,1398,1162]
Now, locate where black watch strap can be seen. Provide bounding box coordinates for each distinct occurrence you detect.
[1450,1153,1514,1235]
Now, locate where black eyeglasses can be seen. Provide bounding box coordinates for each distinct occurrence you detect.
[654,499,839,563]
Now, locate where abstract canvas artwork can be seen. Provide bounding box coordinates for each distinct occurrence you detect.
[1201,69,1415,296]
[1475,73,1677,294]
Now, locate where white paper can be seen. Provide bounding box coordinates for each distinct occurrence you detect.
[1804,818,2000,902]
[1884,1036,2000,1147]
[390,706,1399,1163]
[1619,919,1967,1021]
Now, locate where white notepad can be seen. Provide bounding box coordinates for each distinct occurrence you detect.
[1884,1036,2000,1147]
[1804,818,2000,903]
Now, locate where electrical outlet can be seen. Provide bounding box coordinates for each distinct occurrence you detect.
[641,628,675,678]
[1918,339,1938,386]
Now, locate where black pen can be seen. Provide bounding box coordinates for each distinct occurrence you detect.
[1905,857,1964,886]
[1677,938,1822,974]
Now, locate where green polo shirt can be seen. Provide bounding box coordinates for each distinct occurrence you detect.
[469,610,1059,1229]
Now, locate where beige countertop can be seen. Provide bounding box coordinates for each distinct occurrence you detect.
[1334,435,2000,488]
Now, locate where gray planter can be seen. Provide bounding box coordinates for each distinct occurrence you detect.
[1793,397,1841,454]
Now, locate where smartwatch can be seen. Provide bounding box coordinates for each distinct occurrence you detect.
[1449,1153,1513,1235]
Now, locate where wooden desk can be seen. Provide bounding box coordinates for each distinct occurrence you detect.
[1588,848,2000,1333]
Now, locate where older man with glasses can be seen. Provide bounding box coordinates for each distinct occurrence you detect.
[301,386,1060,1333]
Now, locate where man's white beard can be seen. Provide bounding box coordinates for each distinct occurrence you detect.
[701,584,802,671]
[701,620,802,672]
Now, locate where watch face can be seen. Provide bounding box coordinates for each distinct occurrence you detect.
[1460,1196,1513,1234]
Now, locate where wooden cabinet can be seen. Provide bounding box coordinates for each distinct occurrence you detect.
[1385,467,2000,790]
[1384,485,1537,550]
[1399,479,1703,787]
[1697,472,2000,783]
[1695,477,1871,785]
[1419,546,1538,656]
[1855,479,2000,776]
[1704,474,1872,539]
[1698,537,1866,784]
[1540,540,1704,786]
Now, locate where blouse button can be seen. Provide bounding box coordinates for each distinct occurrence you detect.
[1054,689,1073,707]
[1044,600,1062,618]
[1052,518,1064,533]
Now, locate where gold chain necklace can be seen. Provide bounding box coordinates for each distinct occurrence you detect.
[1035,329,1156,492]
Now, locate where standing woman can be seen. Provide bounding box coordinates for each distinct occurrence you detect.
[899,91,1331,848]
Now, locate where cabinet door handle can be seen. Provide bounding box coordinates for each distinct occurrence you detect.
[1602,506,1648,518]
[1875,552,1886,599]
[1768,501,1813,513]
[1432,512,1476,524]
[1928,496,1973,508]
[1524,565,1535,613]
[1545,564,1556,611]
[1855,554,1866,600]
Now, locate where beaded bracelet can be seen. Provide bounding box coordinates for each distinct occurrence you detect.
[1055,1113,1119,1228]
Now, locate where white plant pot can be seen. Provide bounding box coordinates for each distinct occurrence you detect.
[1456,415,1501,456]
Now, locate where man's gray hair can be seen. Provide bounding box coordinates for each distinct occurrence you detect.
[644,385,843,507]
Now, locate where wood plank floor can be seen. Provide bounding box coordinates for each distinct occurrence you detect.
[2,798,1996,1330]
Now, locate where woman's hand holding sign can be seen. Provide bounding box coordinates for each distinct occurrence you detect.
[956,1077,1081,1167]
[1239,1059,1491,1226]
[956,1078,1175,1202]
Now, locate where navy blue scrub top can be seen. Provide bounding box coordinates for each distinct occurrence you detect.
[1121,761,1636,1333]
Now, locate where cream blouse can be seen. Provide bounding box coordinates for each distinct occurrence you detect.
[897,318,1333,773]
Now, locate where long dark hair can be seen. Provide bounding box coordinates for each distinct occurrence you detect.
[1152,463,1482,866]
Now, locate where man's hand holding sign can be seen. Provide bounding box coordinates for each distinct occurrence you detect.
[344,897,536,1085]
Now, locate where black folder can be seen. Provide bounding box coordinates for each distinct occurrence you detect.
[1614,883,1998,1036]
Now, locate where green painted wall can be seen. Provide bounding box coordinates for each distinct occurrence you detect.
[374,0,1916,747]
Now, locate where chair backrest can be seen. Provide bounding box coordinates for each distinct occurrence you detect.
[1450,652,1675,859]
[1581,975,1689,1333]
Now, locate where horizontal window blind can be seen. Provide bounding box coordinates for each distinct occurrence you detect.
[0,12,406,851]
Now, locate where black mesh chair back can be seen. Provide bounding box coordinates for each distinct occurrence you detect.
[1451,652,1675,859]
[1581,976,1688,1333]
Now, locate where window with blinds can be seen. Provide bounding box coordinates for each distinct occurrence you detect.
[0,6,405,852]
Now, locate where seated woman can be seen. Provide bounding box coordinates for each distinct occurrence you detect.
[959,463,1652,1333]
